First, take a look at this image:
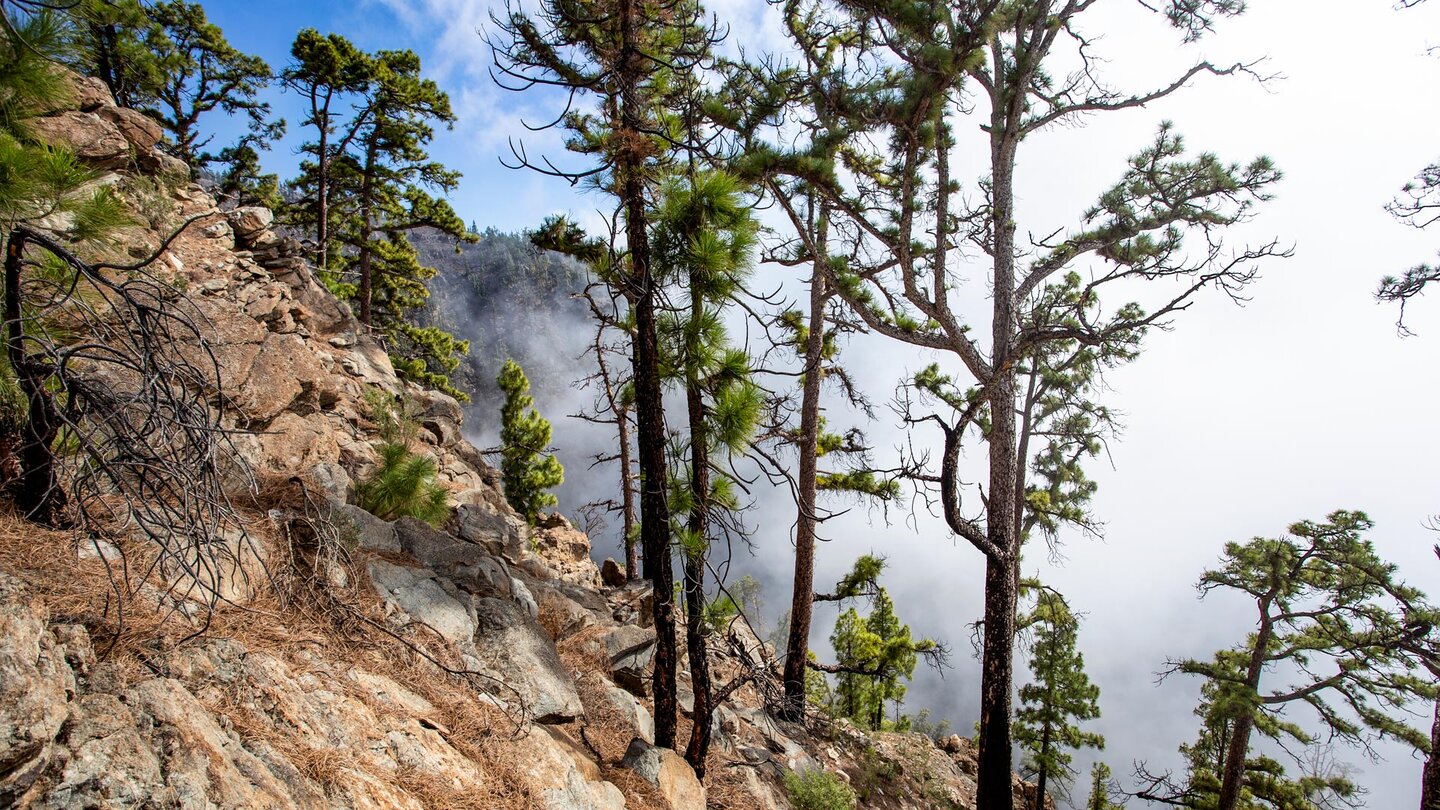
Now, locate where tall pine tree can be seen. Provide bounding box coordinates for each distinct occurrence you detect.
[1014,588,1103,810]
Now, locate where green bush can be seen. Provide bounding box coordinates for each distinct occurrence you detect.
[784,768,857,810]
[357,442,449,525]
[356,390,448,524]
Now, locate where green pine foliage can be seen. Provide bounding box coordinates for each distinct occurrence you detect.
[826,582,934,731]
[283,34,473,399]
[1,7,131,430]
[1014,588,1104,809]
[1158,511,1440,810]
[355,391,449,525]
[497,359,563,525]
[356,441,448,525]
[784,768,857,810]
[142,1,281,171]
[1085,763,1121,810]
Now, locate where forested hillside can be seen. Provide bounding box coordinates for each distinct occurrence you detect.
[413,227,590,433]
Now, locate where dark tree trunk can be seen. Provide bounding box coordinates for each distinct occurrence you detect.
[1421,697,1439,810]
[781,255,828,721]
[4,233,65,525]
[976,550,1019,806]
[619,403,639,580]
[314,94,332,275]
[355,135,378,326]
[1035,722,1052,810]
[616,0,677,751]
[682,370,713,775]
[1218,605,1274,810]
[975,120,1022,806]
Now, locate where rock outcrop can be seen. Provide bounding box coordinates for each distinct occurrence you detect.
[0,70,1047,810]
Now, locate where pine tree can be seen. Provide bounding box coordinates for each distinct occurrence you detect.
[815,559,937,731]
[141,1,281,172]
[1085,762,1120,810]
[654,168,762,775]
[752,2,1284,801]
[69,0,161,109]
[493,0,722,750]
[497,359,563,525]
[1,6,132,521]
[1014,589,1103,810]
[1151,511,1438,810]
[280,29,372,275]
[284,39,473,398]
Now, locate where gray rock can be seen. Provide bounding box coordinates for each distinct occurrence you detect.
[395,517,485,572]
[469,597,582,724]
[619,738,706,810]
[602,683,654,744]
[452,504,525,557]
[600,558,627,588]
[227,206,274,238]
[337,504,398,552]
[510,576,539,620]
[605,625,657,697]
[0,575,72,806]
[302,460,353,504]
[368,560,476,645]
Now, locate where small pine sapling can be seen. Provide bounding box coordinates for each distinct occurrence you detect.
[497,358,563,524]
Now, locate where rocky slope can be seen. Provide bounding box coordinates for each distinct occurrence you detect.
[0,73,1045,810]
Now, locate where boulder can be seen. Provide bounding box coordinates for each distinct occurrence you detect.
[451,503,527,558]
[531,514,601,586]
[516,727,626,810]
[71,75,114,111]
[96,106,162,152]
[232,332,328,423]
[368,560,476,645]
[337,504,399,552]
[605,624,657,697]
[610,581,655,628]
[227,206,275,238]
[253,411,342,479]
[602,682,654,744]
[29,111,130,168]
[600,558,627,588]
[531,581,599,641]
[395,517,487,573]
[468,597,582,724]
[301,460,353,504]
[619,737,706,810]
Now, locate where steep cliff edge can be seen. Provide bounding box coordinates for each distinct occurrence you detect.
[0,75,1044,810]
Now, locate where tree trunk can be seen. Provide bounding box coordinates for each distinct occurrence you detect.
[781,255,828,721]
[4,233,64,525]
[355,134,378,326]
[976,551,1019,806]
[616,0,677,751]
[619,403,639,580]
[1421,697,1439,810]
[682,365,713,775]
[315,94,331,275]
[976,121,1022,807]
[1218,606,1274,810]
[1035,722,1052,810]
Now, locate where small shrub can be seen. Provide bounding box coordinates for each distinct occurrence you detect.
[784,768,857,810]
[356,389,448,525]
[357,442,449,525]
